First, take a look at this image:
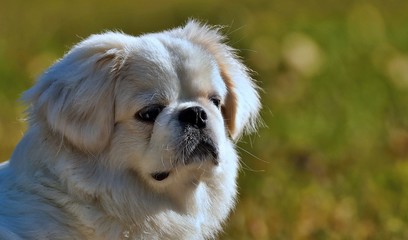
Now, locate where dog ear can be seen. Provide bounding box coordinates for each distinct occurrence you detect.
[173,20,261,140]
[23,33,129,153]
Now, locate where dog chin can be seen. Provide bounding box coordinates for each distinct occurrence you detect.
[151,130,219,182]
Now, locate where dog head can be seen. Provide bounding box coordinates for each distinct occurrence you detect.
[23,20,260,191]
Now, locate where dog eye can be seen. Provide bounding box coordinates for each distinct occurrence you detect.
[209,97,221,108]
[136,105,165,123]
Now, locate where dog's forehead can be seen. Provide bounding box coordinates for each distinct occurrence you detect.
[121,35,227,102]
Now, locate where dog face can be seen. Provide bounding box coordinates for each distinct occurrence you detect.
[112,39,229,188]
[23,20,260,202]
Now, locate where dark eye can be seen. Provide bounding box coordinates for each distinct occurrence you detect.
[136,105,165,123]
[209,97,221,108]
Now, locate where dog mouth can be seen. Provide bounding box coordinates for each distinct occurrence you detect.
[151,129,219,182]
[177,127,219,166]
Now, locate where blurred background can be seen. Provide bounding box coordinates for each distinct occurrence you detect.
[2,0,408,239]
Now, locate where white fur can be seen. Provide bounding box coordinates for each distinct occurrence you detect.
[0,20,260,239]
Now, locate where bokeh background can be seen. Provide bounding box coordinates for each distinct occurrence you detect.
[2,0,408,239]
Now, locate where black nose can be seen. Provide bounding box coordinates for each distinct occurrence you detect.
[178,106,207,129]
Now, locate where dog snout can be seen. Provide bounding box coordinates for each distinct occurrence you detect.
[178,106,207,129]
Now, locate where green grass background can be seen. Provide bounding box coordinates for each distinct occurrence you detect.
[2,0,408,239]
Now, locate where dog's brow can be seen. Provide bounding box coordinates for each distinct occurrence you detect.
[136,92,170,105]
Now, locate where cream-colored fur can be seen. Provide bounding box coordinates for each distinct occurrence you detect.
[0,20,260,239]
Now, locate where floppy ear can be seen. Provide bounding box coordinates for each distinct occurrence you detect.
[23,32,129,153]
[172,20,261,140]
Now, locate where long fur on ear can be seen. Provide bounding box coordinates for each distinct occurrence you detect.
[23,32,131,153]
[168,20,261,140]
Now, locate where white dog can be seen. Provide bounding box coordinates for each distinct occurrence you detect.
[0,20,260,239]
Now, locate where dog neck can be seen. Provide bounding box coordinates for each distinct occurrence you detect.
[8,125,238,238]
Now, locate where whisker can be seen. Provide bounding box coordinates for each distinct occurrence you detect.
[160,151,166,169]
[238,159,265,173]
[236,145,269,164]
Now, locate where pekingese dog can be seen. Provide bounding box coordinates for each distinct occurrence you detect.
[0,20,260,239]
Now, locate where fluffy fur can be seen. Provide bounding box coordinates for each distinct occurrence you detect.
[0,20,260,239]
